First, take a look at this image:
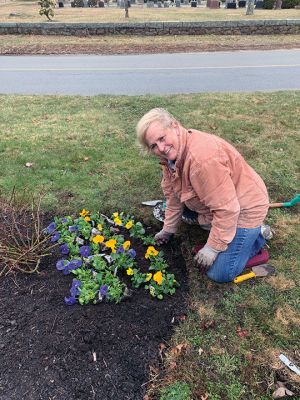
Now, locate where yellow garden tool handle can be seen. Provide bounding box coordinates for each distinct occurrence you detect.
[234,271,256,283]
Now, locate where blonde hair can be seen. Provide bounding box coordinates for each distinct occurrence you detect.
[136,108,177,152]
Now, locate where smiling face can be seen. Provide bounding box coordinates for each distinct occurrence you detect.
[145,121,180,161]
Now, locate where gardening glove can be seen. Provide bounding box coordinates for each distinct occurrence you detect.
[194,244,220,273]
[154,229,173,246]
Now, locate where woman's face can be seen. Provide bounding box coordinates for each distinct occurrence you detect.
[145,121,179,161]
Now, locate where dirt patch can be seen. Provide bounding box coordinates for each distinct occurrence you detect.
[0,237,188,400]
[1,41,300,55]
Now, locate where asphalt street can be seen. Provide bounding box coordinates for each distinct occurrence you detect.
[0,49,300,94]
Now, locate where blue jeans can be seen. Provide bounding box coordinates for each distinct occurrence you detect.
[206,227,265,283]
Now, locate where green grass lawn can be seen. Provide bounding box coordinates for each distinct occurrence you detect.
[0,93,299,399]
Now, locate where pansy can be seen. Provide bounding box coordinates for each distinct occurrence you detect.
[99,284,108,297]
[68,225,78,233]
[46,222,56,234]
[105,239,117,253]
[145,273,152,282]
[60,243,70,255]
[61,218,69,224]
[97,224,103,231]
[84,216,91,222]
[112,212,119,218]
[114,217,122,226]
[92,235,105,244]
[145,246,159,259]
[56,259,68,271]
[127,249,136,258]
[64,296,77,306]
[116,246,124,254]
[123,241,130,251]
[79,209,89,217]
[79,245,91,257]
[125,220,133,229]
[126,268,134,276]
[68,259,83,271]
[50,231,60,242]
[70,279,81,297]
[153,271,163,285]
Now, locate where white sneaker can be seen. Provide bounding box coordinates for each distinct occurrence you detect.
[261,224,273,240]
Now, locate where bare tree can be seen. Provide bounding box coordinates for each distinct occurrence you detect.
[245,0,255,14]
[124,0,129,17]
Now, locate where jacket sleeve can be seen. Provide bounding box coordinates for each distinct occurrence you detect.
[190,158,240,252]
[161,167,183,234]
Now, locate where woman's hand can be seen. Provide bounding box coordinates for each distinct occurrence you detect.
[154,229,173,245]
[194,244,220,271]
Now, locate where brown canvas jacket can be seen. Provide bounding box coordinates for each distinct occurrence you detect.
[161,127,269,251]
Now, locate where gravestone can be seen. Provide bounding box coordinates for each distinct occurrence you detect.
[238,0,246,5]
[99,0,105,6]
[191,0,197,6]
[226,1,236,7]
[255,0,264,7]
[175,0,180,6]
[147,0,154,6]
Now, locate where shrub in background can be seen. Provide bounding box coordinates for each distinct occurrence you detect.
[38,0,56,20]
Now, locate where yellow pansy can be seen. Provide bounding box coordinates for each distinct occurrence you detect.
[123,241,131,251]
[112,212,119,218]
[145,273,152,282]
[97,224,103,231]
[92,235,105,244]
[80,209,89,217]
[114,217,122,226]
[153,271,163,285]
[125,220,133,229]
[84,216,91,222]
[105,239,117,253]
[145,246,159,259]
[126,268,134,276]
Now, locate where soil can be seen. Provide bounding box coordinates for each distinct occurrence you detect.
[1,41,300,55]
[0,235,188,400]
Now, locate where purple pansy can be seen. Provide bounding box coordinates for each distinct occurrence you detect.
[50,231,60,242]
[68,259,83,271]
[116,246,124,254]
[64,296,77,306]
[79,245,91,257]
[61,218,69,223]
[127,248,136,258]
[60,243,70,255]
[70,279,81,297]
[99,284,108,296]
[46,222,56,234]
[56,259,68,271]
[69,225,78,233]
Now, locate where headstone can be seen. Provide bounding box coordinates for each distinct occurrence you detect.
[99,0,105,6]
[191,0,197,6]
[226,1,236,7]
[157,1,162,6]
[118,0,125,7]
[238,0,246,5]
[163,1,170,6]
[147,0,154,6]
[175,0,180,6]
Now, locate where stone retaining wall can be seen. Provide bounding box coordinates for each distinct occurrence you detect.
[0,20,299,35]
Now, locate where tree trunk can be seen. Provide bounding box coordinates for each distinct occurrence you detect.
[245,0,254,14]
[273,0,282,8]
[124,0,129,17]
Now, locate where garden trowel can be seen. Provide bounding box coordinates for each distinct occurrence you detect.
[234,264,275,283]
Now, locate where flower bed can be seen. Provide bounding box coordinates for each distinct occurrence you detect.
[46,210,179,305]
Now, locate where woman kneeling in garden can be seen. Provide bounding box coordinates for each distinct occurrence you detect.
[136,108,272,283]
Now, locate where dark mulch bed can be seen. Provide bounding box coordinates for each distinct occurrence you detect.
[0,238,188,400]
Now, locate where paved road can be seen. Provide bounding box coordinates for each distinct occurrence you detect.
[0,49,300,95]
